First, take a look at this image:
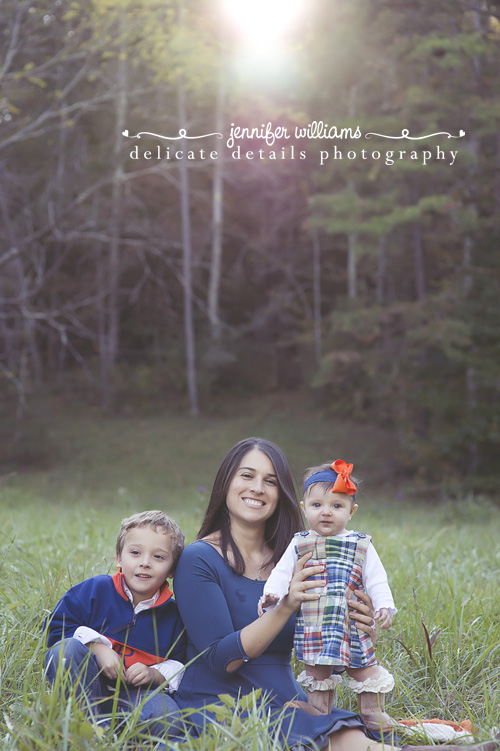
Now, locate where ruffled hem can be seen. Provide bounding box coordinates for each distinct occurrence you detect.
[296,670,343,691]
[347,665,395,694]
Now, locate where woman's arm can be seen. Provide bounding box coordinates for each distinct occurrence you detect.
[174,544,253,676]
[233,553,324,670]
[174,543,325,676]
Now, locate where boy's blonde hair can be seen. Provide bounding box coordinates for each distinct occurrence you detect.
[116,510,185,572]
[303,462,359,500]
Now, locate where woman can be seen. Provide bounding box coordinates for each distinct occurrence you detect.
[173,437,498,751]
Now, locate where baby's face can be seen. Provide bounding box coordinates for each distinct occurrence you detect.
[116,526,174,605]
[301,488,357,537]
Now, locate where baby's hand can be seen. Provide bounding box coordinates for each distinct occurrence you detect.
[258,593,279,616]
[90,643,122,680]
[374,607,392,629]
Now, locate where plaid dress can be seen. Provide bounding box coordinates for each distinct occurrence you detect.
[293,530,377,668]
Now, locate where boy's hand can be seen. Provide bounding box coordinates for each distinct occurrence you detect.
[124,663,159,686]
[374,607,392,629]
[90,643,122,680]
[258,593,279,616]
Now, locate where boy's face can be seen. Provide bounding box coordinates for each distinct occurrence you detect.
[301,487,357,537]
[116,526,175,605]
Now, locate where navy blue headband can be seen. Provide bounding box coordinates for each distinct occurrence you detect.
[303,465,357,499]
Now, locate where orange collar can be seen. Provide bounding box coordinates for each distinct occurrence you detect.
[112,570,173,606]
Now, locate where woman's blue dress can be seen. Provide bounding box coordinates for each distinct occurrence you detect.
[174,541,381,749]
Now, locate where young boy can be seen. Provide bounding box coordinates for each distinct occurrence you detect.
[44,510,186,732]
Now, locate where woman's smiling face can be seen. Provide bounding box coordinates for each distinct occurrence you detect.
[225,449,280,527]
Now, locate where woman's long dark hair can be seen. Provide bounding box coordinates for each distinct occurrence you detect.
[197,437,304,575]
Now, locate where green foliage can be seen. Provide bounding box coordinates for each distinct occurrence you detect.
[312,190,456,236]
[189,691,292,751]
[305,1,500,487]
[311,272,500,486]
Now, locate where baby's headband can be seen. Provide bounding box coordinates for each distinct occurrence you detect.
[303,459,357,498]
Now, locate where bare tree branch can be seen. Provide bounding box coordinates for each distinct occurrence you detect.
[0,1,28,80]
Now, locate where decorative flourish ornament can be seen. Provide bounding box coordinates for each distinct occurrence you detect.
[122,129,223,141]
[365,129,465,140]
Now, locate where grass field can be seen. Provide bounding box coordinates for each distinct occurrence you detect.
[1,407,499,749]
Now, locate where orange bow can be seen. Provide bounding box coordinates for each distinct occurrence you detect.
[330,460,357,495]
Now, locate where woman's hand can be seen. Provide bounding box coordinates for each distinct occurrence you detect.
[282,553,326,615]
[349,590,379,644]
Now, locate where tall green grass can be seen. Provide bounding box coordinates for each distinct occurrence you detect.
[1,410,499,748]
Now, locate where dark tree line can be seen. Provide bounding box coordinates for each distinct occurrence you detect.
[1,0,499,487]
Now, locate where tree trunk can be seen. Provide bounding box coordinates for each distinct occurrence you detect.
[466,365,479,474]
[346,91,358,301]
[208,75,224,340]
[376,235,387,305]
[177,2,198,416]
[462,233,473,296]
[0,171,28,443]
[101,16,127,409]
[464,7,483,471]
[412,222,426,302]
[312,230,322,364]
[347,232,357,299]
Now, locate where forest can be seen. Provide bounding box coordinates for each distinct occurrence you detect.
[1,0,499,490]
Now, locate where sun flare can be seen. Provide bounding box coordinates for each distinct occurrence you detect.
[221,0,303,45]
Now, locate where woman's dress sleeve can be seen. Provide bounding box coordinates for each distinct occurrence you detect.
[174,543,250,677]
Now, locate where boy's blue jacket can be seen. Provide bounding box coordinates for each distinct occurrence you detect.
[45,572,186,669]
